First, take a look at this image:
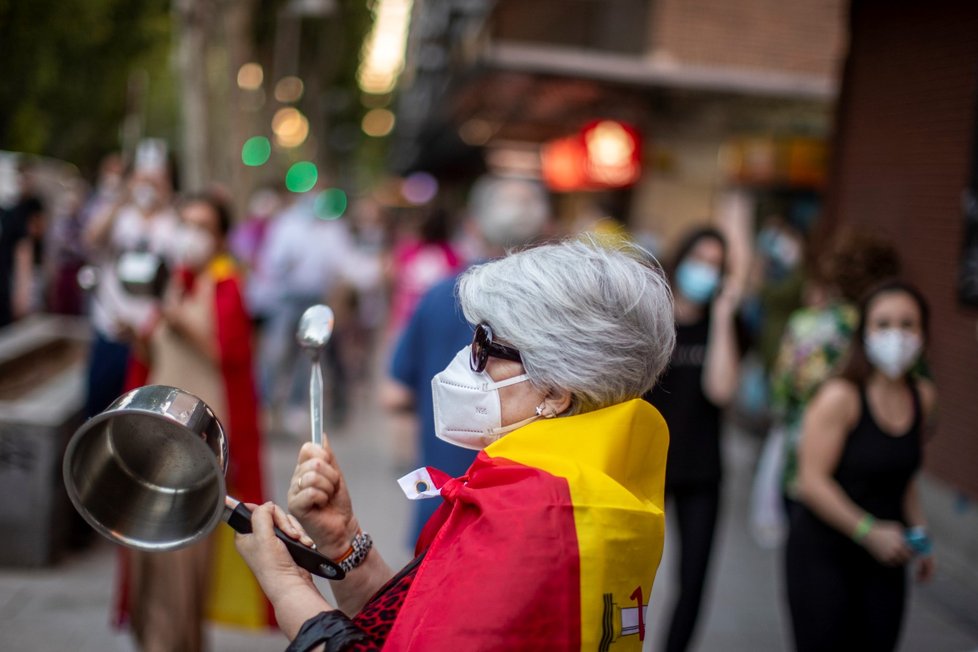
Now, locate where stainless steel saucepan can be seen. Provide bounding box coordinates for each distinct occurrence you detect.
[62,384,345,579]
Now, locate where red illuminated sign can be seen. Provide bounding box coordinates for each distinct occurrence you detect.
[541,120,642,191]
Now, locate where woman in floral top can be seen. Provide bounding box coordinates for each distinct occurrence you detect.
[770,232,900,501]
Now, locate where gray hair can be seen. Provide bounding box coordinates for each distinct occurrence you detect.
[457,235,675,415]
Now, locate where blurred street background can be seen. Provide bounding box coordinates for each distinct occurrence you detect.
[2,397,978,651]
[2,0,978,650]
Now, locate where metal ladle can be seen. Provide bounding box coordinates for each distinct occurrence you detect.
[296,304,335,447]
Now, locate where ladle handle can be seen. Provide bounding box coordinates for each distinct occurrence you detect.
[224,501,346,580]
[310,357,324,447]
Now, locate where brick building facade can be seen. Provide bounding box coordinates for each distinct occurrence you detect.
[396,0,846,248]
[824,0,978,497]
[650,0,845,79]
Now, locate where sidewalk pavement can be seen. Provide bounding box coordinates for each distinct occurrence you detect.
[1,391,976,651]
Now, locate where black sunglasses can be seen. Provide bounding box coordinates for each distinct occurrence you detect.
[470,322,522,372]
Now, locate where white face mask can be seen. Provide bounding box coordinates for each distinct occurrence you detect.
[172,226,215,269]
[132,183,158,211]
[99,174,122,198]
[431,347,540,450]
[864,329,922,379]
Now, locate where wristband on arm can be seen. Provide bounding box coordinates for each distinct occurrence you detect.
[333,529,373,575]
[852,514,875,543]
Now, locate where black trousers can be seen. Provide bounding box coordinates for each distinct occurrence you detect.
[663,482,721,652]
[785,510,907,652]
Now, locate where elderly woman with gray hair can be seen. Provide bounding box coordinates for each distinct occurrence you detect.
[235,236,676,651]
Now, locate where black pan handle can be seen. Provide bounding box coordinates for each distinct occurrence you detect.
[224,500,346,580]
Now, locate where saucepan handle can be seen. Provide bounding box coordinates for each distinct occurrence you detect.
[223,499,346,580]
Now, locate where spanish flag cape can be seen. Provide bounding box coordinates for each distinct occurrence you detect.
[387,398,669,650]
[114,255,274,629]
[202,255,274,629]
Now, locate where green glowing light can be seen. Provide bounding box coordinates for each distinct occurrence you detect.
[315,188,348,220]
[285,161,318,193]
[241,136,271,166]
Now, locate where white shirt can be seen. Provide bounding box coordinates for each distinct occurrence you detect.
[253,198,379,307]
[90,204,178,338]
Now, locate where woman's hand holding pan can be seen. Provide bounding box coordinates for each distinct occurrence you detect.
[234,502,316,602]
[234,501,335,639]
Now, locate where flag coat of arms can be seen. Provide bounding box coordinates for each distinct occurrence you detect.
[386,398,669,650]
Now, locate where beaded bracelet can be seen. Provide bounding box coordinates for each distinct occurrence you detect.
[852,514,875,543]
[333,529,373,575]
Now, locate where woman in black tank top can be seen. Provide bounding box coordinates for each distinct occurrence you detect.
[785,280,937,652]
[644,228,743,652]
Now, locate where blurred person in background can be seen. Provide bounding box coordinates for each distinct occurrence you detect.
[382,175,550,544]
[386,206,462,341]
[742,216,808,546]
[643,226,744,652]
[228,186,281,282]
[786,280,936,651]
[77,153,126,257]
[257,190,379,433]
[751,215,806,375]
[47,176,90,315]
[337,196,389,391]
[70,153,125,316]
[238,187,287,377]
[0,161,45,326]
[116,193,272,651]
[771,232,902,516]
[236,236,675,650]
[82,153,178,417]
[81,153,126,224]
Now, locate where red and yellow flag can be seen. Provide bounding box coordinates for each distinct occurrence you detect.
[387,398,668,650]
[206,260,275,629]
[113,258,274,631]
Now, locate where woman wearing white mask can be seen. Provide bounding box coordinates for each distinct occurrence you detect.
[233,236,676,651]
[82,167,179,416]
[643,227,742,652]
[786,280,936,652]
[118,194,272,650]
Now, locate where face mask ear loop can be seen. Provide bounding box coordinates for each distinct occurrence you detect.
[484,373,531,391]
[487,412,543,439]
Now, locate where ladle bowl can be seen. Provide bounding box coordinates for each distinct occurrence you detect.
[295,304,335,447]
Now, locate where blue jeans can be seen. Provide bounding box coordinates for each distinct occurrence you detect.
[84,331,130,418]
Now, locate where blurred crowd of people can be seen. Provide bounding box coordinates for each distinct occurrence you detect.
[649,213,934,652]
[0,144,937,652]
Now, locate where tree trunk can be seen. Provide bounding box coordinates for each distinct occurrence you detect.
[174,0,211,192]
[224,0,257,218]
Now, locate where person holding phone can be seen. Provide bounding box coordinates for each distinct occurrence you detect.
[82,149,178,417]
[786,279,936,651]
[644,227,743,652]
